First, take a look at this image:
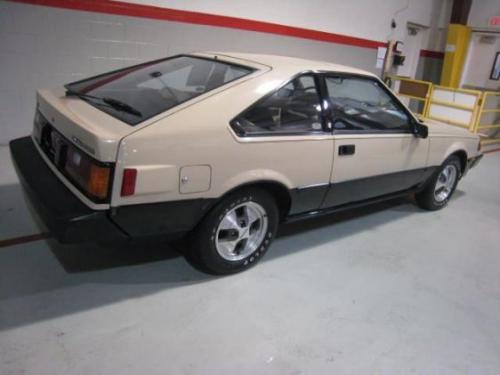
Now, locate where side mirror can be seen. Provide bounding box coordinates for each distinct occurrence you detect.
[412,121,428,139]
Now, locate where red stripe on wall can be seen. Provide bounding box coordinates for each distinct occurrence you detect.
[420,49,445,59]
[7,0,444,58]
[0,233,50,248]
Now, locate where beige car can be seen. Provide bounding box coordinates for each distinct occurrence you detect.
[10,52,483,274]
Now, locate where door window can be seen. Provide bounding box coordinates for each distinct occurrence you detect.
[231,75,325,136]
[325,76,410,133]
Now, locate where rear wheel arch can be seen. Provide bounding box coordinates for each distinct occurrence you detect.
[218,180,291,221]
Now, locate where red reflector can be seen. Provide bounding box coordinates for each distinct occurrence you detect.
[121,168,137,196]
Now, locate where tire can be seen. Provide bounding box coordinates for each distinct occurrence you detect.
[415,155,462,211]
[187,188,279,275]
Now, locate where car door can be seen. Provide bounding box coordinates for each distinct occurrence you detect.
[320,74,430,208]
[230,73,334,215]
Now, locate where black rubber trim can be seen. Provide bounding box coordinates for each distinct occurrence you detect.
[9,136,126,244]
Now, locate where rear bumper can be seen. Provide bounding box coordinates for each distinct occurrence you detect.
[9,136,126,243]
[10,136,215,243]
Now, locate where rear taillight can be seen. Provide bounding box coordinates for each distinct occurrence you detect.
[88,164,111,200]
[121,168,137,196]
[35,122,114,203]
[64,146,112,202]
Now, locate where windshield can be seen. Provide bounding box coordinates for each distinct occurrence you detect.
[65,55,255,125]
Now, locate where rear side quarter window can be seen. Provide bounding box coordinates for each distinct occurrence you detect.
[231,74,326,136]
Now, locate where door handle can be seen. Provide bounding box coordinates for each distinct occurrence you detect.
[338,144,355,156]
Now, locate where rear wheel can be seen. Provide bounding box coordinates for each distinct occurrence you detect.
[187,188,279,275]
[415,155,461,210]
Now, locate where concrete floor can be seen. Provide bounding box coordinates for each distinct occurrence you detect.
[1,145,500,375]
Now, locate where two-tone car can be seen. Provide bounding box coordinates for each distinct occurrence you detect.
[10,52,483,274]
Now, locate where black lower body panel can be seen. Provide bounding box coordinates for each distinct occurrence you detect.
[287,166,438,221]
[286,188,415,223]
[110,199,216,239]
[289,183,329,215]
[9,136,126,243]
[321,167,435,208]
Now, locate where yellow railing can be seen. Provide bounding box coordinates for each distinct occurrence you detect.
[388,76,432,119]
[426,85,483,131]
[388,76,500,145]
[474,91,500,145]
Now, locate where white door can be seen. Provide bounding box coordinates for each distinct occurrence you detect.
[461,32,500,90]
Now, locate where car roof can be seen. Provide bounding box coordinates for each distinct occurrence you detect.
[195,51,377,78]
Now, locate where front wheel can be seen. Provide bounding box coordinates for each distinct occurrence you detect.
[187,188,279,275]
[415,155,461,210]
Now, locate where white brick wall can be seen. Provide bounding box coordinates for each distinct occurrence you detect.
[1,2,171,143]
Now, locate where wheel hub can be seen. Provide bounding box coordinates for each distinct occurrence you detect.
[434,165,457,203]
[215,201,268,261]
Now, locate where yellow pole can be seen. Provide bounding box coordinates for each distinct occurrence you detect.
[423,85,433,117]
[473,92,487,133]
[440,24,471,88]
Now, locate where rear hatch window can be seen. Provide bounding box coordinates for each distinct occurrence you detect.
[65,55,255,125]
